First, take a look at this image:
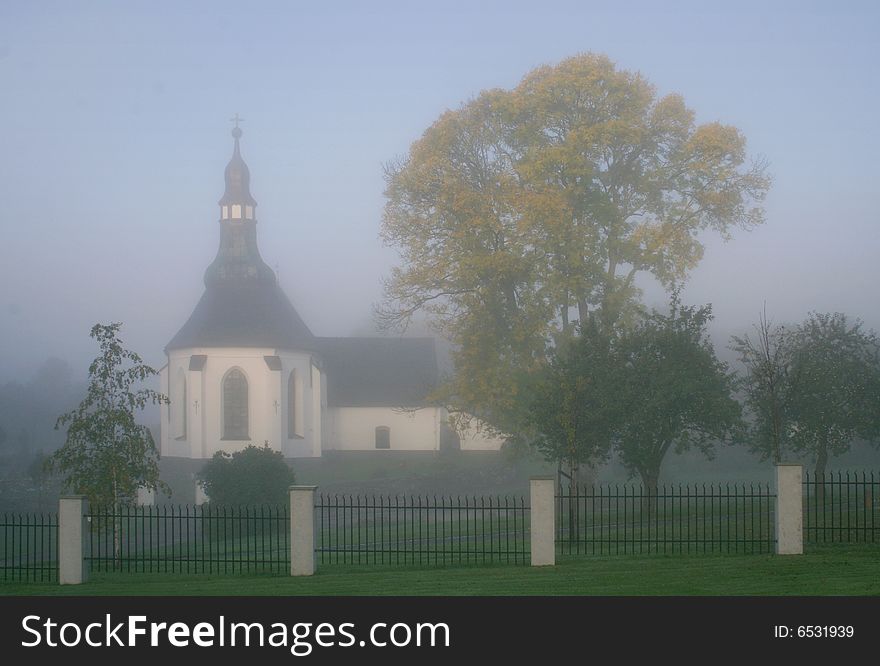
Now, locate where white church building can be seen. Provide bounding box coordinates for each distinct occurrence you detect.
[159,126,502,459]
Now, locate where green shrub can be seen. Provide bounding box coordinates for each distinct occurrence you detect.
[198,443,295,506]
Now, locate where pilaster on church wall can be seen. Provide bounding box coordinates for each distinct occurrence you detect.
[320,371,330,453]
[280,351,320,459]
[265,356,282,454]
[188,364,204,459]
[158,364,168,457]
[310,364,322,457]
[161,354,195,458]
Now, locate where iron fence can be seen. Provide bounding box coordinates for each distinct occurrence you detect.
[3,471,879,584]
[1,512,57,582]
[803,471,878,544]
[315,494,530,566]
[556,483,777,555]
[85,504,289,574]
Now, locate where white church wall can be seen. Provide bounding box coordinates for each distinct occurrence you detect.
[160,347,322,459]
[190,363,206,457]
[160,349,467,459]
[171,368,185,439]
[310,364,322,458]
[280,352,321,458]
[159,364,193,458]
[327,407,441,452]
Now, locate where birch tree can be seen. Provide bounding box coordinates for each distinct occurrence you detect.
[49,323,168,564]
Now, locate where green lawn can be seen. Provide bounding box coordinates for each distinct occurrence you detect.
[2,546,878,596]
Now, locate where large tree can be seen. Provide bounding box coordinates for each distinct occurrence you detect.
[613,299,741,497]
[785,313,880,478]
[49,323,168,561]
[380,53,770,429]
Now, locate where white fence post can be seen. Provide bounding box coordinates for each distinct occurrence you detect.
[530,476,556,566]
[59,495,88,585]
[775,464,803,555]
[290,485,317,576]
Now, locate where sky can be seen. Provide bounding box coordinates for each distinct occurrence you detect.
[1,0,878,380]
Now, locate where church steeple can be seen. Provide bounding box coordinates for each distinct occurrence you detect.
[167,121,316,352]
[219,115,257,220]
[204,121,274,287]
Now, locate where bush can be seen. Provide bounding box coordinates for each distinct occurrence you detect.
[197,444,295,506]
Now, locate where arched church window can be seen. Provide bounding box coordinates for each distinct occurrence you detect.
[222,368,249,440]
[375,426,390,450]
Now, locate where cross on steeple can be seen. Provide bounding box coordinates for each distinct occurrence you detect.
[230,113,244,129]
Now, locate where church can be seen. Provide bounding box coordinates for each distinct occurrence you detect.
[158,125,502,459]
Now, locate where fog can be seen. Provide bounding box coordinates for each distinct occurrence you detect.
[0,0,877,436]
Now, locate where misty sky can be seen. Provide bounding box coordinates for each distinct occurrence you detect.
[1,0,878,380]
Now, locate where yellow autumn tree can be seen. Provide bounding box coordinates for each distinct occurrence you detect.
[379,53,770,433]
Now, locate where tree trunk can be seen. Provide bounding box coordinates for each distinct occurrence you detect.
[641,468,659,517]
[113,508,121,570]
[814,441,829,478]
[561,293,570,336]
[559,457,594,545]
[770,397,782,464]
[563,458,580,544]
[112,470,121,569]
[577,297,588,327]
[503,282,518,317]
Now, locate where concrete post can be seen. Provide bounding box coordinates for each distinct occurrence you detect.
[775,464,803,555]
[530,476,556,566]
[59,495,88,585]
[290,485,317,576]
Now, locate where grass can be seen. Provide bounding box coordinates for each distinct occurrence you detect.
[2,546,878,596]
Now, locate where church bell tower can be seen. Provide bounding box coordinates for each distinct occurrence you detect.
[160,121,324,461]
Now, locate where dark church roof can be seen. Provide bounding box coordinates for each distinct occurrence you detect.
[166,126,316,352]
[166,281,317,351]
[317,337,438,407]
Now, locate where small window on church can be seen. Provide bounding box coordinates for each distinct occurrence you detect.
[231,204,242,219]
[245,205,253,219]
[375,426,390,450]
[221,205,229,219]
[222,368,249,440]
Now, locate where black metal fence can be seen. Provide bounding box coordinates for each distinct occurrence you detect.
[3,472,879,584]
[86,504,289,574]
[803,471,878,544]
[556,483,777,555]
[1,512,58,582]
[315,495,530,566]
